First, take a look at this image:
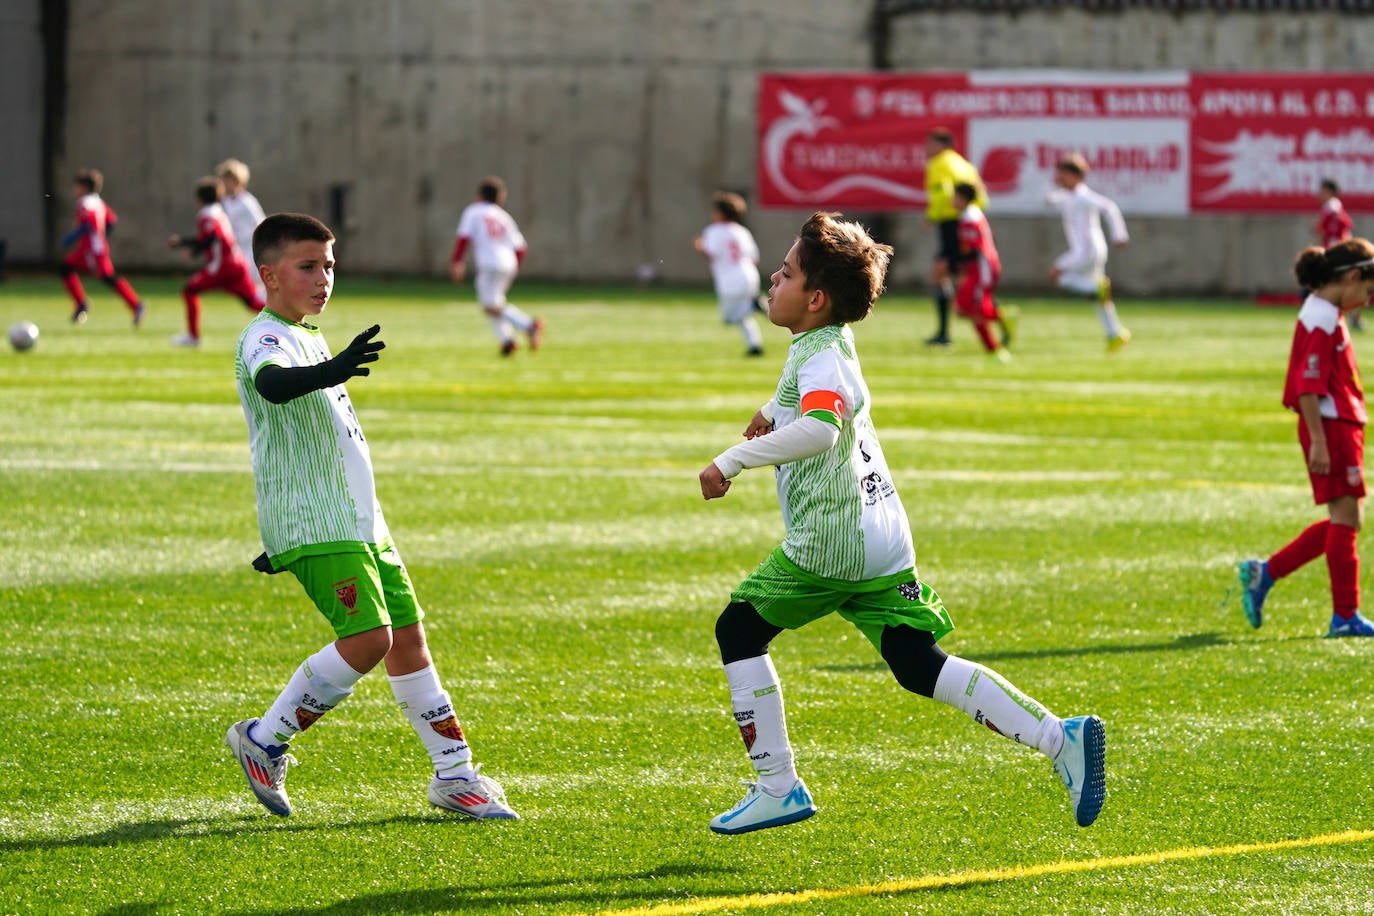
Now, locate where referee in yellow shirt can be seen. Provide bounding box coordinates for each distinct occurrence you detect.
[924,128,985,346]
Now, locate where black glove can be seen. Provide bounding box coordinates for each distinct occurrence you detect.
[252,551,283,575]
[319,324,385,387]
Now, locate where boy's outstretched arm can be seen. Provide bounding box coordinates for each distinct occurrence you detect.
[255,325,386,405]
[699,414,840,501]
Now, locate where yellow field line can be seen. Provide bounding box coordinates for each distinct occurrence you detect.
[593,828,1374,916]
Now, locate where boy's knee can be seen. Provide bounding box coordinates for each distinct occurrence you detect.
[880,625,947,698]
[716,601,777,664]
[338,625,393,672]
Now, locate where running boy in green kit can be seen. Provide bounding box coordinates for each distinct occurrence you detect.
[699,211,1105,835]
[226,212,517,819]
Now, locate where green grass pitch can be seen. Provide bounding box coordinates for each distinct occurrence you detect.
[1,273,1372,914]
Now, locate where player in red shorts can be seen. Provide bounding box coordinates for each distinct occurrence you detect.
[59,169,145,326]
[951,182,1011,361]
[1238,238,1374,637]
[167,177,264,347]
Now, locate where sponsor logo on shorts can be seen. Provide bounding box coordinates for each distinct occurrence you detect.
[898,581,922,602]
[1349,465,1363,487]
[334,577,358,611]
[429,715,466,743]
[739,722,757,751]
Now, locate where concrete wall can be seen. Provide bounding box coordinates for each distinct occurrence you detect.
[48,2,1374,293]
[0,0,45,263]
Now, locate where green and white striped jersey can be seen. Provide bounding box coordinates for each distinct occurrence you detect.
[771,324,915,583]
[235,311,389,564]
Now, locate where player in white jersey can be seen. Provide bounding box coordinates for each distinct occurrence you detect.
[695,191,766,356]
[225,212,518,821]
[451,176,543,356]
[1047,154,1131,351]
[217,158,268,300]
[698,211,1107,836]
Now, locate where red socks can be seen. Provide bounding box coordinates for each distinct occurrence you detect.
[63,273,86,308]
[1325,522,1360,620]
[1267,520,1328,580]
[183,289,202,339]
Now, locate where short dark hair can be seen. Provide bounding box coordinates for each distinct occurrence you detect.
[195,177,222,205]
[794,211,893,325]
[927,127,954,147]
[1320,178,1341,196]
[952,182,979,204]
[712,191,747,223]
[1294,237,1374,290]
[253,212,335,268]
[74,168,103,194]
[478,176,506,203]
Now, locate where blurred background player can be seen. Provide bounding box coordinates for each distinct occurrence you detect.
[59,168,145,326]
[1315,177,1360,330]
[952,183,1010,362]
[1238,239,1374,638]
[217,158,268,301]
[451,176,543,356]
[167,177,264,347]
[1048,154,1131,352]
[694,191,766,357]
[922,128,983,347]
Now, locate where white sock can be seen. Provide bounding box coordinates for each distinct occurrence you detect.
[932,655,1063,759]
[740,316,763,350]
[500,304,534,332]
[254,643,363,747]
[390,665,474,778]
[724,655,797,795]
[1096,302,1122,338]
[485,314,513,343]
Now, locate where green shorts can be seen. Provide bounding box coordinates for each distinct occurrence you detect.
[731,548,954,650]
[287,542,423,639]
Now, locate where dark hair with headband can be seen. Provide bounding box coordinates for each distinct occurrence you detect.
[1294,238,1374,291]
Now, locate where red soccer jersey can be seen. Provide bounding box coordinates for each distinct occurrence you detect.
[71,194,115,259]
[195,203,250,277]
[1318,198,1354,249]
[957,204,1000,274]
[1284,295,1366,426]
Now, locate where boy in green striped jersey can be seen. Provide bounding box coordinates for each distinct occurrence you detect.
[699,211,1105,835]
[225,212,517,820]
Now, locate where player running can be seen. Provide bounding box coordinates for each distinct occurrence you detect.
[698,211,1107,836]
[451,176,543,356]
[59,168,146,326]
[1047,154,1131,351]
[167,177,264,347]
[695,191,767,357]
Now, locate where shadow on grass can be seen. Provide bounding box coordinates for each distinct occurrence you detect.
[206,861,741,916]
[1,811,474,855]
[817,631,1233,675]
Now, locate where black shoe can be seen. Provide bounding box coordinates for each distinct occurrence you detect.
[746,346,764,357]
[924,333,951,347]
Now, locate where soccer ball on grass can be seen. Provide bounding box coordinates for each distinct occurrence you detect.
[8,321,39,352]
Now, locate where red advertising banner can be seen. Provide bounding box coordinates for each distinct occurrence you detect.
[757,71,1374,215]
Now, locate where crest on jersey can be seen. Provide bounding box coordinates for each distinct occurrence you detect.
[259,333,281,348]
[429,715,466,743]
[334,577,358,610]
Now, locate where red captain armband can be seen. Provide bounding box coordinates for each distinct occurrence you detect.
[800,389,845,427]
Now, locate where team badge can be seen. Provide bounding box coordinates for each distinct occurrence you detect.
[739,722,757,751]
[295,707,323,731]
[1349,465,1363,487]
[259,333,281,348]
[334,577,358,610]
[429,715,466,742]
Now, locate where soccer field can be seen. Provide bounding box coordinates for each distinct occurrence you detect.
[2,274,1371,915]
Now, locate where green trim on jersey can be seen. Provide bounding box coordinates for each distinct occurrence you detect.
[271,537,382,569]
